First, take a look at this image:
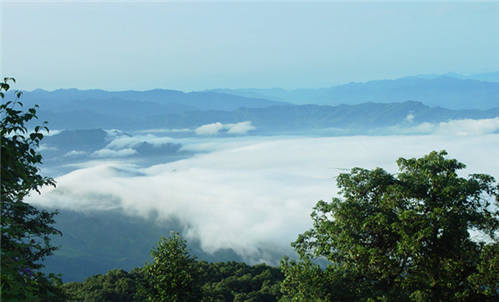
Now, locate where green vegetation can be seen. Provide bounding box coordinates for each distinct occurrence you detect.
[62,232,283,302]
[1,78,65,301]
[144,232,201,301]
[281,151,499,301]
[62,269,146,302]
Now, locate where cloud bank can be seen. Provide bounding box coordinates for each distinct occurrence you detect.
[105,134,176,150]
[29,134,499,262]
[195,121,255,136]
[434,118,499,136]
[64,150,88,157]
[390,117,499,136]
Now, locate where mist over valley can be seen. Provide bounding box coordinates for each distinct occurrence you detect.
[23,79,499,281]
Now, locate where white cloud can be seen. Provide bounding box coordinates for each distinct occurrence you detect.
[405,113,415,122]
[434,118,499,136]
[105,134,176,149]
[104,129,126,137]
[226,121,256,134]
[195,122,225,136]
[195,121,256,136]
[41,129,62,136]
[30,134,499,262]
[38,144,57,151]
[391,118,499,136]
[92,148,137,158]
[64,150,88,157]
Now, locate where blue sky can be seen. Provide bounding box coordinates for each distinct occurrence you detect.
[1,1,498,91]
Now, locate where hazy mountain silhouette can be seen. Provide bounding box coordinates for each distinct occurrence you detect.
[34,101,498,132]
[19,88,288,115]
[211,76,499,109]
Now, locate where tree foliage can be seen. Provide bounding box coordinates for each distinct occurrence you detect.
[281,151,499,301]
[62,233,284,302]
[1,77,65,301]
[142,232,202,301]
[63,268,147,302]
[196,261,282,302]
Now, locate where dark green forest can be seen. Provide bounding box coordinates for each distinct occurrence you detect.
[1,78,498,301]
[62,234,283,302]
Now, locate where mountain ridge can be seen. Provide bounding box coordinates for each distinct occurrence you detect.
[33,100,499,132]
[210,76,499,109]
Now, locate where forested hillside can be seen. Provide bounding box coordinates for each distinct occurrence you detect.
[62,234,283,302]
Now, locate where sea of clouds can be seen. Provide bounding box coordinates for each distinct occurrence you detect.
[29,118,499,262]
[30,136,499,260]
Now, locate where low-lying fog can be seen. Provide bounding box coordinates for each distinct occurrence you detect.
[30,119,499,263]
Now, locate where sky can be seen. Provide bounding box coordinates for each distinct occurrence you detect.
[2,1,499,91]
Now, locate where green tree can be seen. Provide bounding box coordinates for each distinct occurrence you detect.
[1,78,65,301]
[197,261,283,301]
[143,232,201,302]
[281,151,498,301]
[63,268,146,302]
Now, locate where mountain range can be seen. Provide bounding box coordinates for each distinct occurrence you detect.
[31,100,498,133]
[10,75,496,132]
[211,76,499,109]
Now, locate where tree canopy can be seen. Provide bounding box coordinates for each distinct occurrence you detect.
[281,151,499,301]
[142,232,202,301]
[1,78,65,301]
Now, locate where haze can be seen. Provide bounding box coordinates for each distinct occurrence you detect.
[2,1,499,90]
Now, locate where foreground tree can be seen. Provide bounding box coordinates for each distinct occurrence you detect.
[281,151,498,301]
[142,232,202,301]
[1,78,65,301]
